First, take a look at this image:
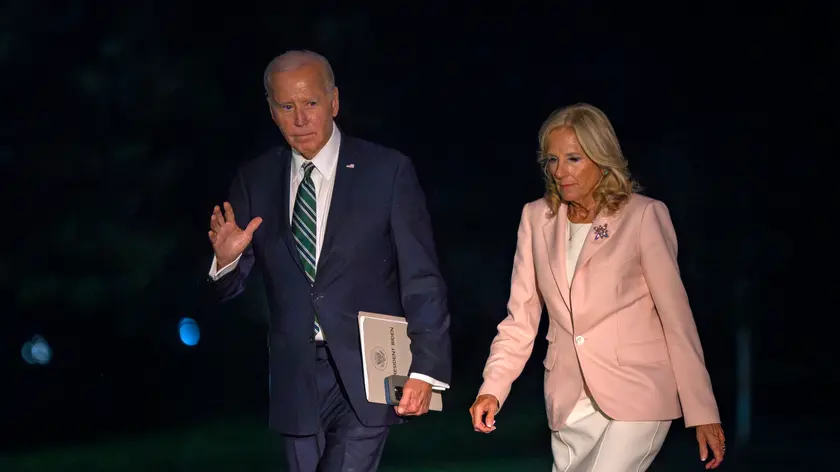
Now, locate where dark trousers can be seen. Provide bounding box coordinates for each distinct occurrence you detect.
[282,343,389,472]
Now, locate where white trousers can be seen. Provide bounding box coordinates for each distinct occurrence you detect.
[551,397,671,472]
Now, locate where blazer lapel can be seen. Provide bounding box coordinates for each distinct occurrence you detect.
[542,203,572,313]
[314,137,361,289]
[573,210,622,274]
[277,149,306,276]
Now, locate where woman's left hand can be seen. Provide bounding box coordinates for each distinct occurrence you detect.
[696,423,726,469]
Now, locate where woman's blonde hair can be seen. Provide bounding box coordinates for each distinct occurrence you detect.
[537,103,641,218]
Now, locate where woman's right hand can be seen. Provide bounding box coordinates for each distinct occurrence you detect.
[469,394,500,433]
[208,202,263,267]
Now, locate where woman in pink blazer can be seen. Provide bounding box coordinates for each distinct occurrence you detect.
[469,103,726,470]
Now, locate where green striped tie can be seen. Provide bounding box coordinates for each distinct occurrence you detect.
[291,161,321,336]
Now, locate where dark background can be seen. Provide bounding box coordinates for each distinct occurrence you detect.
[2,2,835,470]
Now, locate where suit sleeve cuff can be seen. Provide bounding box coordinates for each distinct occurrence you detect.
[208,254,241,281]
[409,373,450,391]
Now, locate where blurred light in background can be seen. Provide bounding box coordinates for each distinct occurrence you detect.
[178,317,200,346]
[21,334,52,365]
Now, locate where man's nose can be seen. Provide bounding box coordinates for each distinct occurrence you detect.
[294,109,308,126]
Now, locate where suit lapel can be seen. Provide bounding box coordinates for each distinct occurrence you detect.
[314,137,361,289]
[277,149,306,276]
[542,203,572,313]
[573,210,622,274]
[542,203,626,310]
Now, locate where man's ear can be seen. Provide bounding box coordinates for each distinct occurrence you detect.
[331,87,339,118]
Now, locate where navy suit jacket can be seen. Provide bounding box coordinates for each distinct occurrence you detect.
[212,135,452,435]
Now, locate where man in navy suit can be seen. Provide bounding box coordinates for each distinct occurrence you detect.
[206,49,451,471]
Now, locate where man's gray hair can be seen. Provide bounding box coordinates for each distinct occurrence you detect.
[263,50,336,95]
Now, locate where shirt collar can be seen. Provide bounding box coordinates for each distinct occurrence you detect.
[291,122,341,180]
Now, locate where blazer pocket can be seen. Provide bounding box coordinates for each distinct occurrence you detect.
[616,338,669,366]
[543,323,557,370]
[544,342,557,370]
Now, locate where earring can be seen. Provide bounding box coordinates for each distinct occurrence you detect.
[602,169,609,175]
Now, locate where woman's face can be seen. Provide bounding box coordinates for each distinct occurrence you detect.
[544,126,602,207]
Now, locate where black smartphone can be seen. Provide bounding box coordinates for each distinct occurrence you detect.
[385,375,408,405]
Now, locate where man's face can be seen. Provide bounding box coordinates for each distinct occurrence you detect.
[266,64,339,159]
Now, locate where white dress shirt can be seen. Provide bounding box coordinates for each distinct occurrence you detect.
[208,123,448,390]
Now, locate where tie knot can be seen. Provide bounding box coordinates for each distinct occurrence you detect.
[301,161,315,178]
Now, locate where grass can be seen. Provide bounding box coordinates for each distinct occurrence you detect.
[0,400,553,472]
[0,383,829,471]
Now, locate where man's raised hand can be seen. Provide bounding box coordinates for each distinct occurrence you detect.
[208,202,262,267]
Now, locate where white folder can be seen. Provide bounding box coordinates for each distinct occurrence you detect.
[358,311,443,411]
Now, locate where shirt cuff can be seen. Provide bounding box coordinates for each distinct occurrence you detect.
[409,373,450,391]
[208,254,242,281]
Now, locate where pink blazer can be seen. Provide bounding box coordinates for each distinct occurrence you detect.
[478,194,720,430]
